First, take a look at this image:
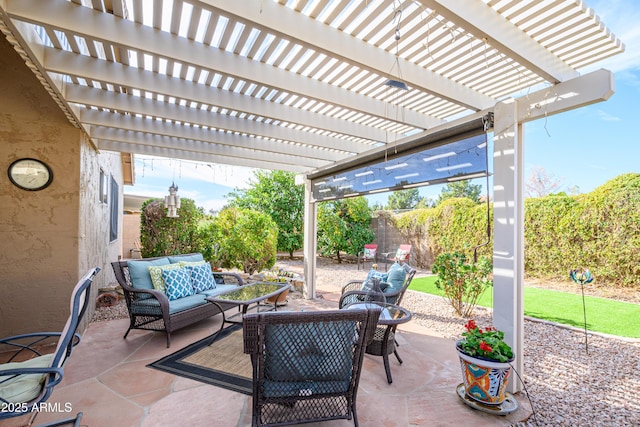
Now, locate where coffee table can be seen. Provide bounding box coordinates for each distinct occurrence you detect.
[345,301,412,383]
[206,282,291,334]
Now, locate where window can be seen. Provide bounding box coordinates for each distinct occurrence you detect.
[109,176,119,242]
[99,169,108,204]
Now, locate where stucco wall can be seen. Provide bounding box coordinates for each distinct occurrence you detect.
[0,35,120,336]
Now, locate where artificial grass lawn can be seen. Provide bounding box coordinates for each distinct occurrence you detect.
[409,276,640,338]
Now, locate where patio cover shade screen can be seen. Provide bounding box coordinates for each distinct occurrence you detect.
[310,123,488,202]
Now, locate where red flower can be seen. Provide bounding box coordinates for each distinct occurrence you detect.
[464,319,477,331]
[479,341,493,353]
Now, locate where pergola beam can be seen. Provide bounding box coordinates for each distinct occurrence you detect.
[198,0,496,111]
[5,0,440,130]
[66,86,372,154]
[43,47,388,143]
[79,110,349,163]
[95,139,309,173]
[420,0,579,83]
[88,125,329,170]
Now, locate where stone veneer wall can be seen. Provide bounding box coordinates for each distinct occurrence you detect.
[0,35,121,336]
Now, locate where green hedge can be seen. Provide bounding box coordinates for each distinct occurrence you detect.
[394,173,639,288]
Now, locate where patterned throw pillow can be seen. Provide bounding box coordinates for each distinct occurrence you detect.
[162,268,195,301]
[395,248,410,262]
[363,247,376,258]
[361,269,388,292]
[189,263,216,292]
[148,263,182,293]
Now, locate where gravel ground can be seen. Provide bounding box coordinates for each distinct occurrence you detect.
[94,257,640,426]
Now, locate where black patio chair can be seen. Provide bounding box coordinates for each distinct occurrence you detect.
[243,308,381,427]
[0,267,100,426]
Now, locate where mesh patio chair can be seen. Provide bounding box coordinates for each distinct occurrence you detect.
[341,263,417,306]
[243,308,381,427]
[357,243,377,270]
[0,267,100,426]
[382,244,412,271]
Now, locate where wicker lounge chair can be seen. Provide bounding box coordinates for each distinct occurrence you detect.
[243,308,381,427]
[0,267,100,426]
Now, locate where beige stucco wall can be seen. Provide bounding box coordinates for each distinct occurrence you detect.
[122,213,142,259]
[0,35,121,336]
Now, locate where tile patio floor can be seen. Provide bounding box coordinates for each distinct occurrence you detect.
[4,294,531,427]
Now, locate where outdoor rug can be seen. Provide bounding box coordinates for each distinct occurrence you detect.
[147,324,252,395]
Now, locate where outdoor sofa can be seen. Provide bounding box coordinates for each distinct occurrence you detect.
[111,253,244,347]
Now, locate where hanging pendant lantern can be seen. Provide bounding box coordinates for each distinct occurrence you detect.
[164,182,181,218]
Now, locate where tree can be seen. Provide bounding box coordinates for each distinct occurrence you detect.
[227,170,304,258]
[212,207,278,275]
[386,188,423,210]
[140,198,204,257]
[525,166,564,198]
[436,180,482,205]
[317,197,374,263]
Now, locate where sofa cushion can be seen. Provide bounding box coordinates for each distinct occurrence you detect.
[385,262,407,292]
[188,263,216,292]
[163,268,195,301]
[148,263,182,293]
[168,294,208,314]
[200,284,238,297]
[128,258,170,290]
[168,253,203,263]
[0,353,53,404]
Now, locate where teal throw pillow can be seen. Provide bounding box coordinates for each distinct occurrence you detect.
[148,263,182,293]
[361,269,388,292]
[189,263,217,292]
[162,268,195,300]
[127,258,170,290]
[385,262,406,292]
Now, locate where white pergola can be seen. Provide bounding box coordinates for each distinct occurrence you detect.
[0,0,624,390]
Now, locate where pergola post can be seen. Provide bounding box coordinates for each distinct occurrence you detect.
[493,99,525,393]
[302,178,317,299]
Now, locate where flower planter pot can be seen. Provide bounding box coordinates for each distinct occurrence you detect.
[456,344,513,405]
[266,286,289,305]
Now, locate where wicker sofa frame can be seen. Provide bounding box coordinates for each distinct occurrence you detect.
[111,254,244,348]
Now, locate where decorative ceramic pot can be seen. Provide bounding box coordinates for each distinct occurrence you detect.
[456,343,513,405]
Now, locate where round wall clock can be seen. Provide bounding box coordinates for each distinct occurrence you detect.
[8,158,53,191]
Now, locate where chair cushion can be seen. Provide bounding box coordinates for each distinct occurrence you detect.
[188,263,216,292]
[363,247,376,259]
[0,353,53,404]
[148,263,182,293]
[127,258,170,290]
[263,322,356,383]
[385,262,407,292]
[162,268,195,301]
[168,253,204,263]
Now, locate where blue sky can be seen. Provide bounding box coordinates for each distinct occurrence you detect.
[125,0,640,211]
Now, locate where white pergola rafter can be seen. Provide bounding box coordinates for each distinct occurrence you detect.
[44,47,388,142]
[7,0,441,131]
[81,110,348,163]
[65,86,371,154]
[202,0,496,110]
